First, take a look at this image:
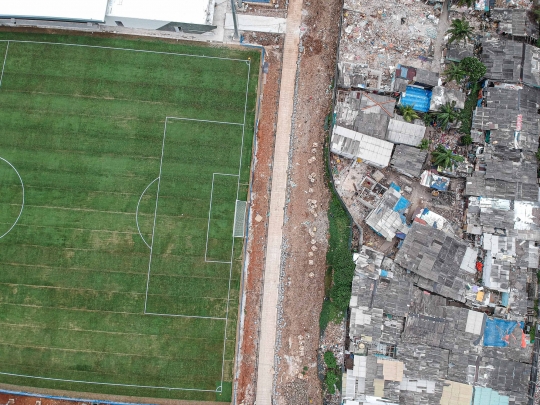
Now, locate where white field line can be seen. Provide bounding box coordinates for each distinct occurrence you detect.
[0,40,249,63]
[143,120,167,313]
[204,173,240,263]
[0,372,219,392]
[0,156,24,240]
[166,116,243,126]
[0,41,253,392]
[220,60,251,384]
[144,312,226,320]
[204,173,216,262]
[135,177,159,249]
[0,41,9,89]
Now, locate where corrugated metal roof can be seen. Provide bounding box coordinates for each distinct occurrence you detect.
[331,125,393,167]
[400,86,432,112]
[440,380,473,405]
[386,117,426,146]
[473,387,510,405]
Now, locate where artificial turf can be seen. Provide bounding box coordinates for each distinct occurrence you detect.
[0,31,259,401]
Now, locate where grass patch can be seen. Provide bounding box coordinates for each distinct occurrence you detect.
[0,32,260,400]
[320,193,355,331]
[459,82,481,135]
[216,381,232,402]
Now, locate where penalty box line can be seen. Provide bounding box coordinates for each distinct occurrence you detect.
[0,40,253,393]
[144,117,246,317]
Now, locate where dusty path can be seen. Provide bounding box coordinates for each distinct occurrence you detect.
[432,0,451,73]
[234,34,284,405]
[254,1,304,404]
[273,0,341,403]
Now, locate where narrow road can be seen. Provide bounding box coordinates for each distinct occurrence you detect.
[432,0,451,73]
[254,0,303,404]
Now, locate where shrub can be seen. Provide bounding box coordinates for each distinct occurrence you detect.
[325,370,338,394]
[461,135,473,145]
[419,138,430,150]
[459,82,481,135]
[324,351,337,369]
[320,194,355,328]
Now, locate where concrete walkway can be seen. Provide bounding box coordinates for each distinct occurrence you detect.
[432,0,451,73]
[254,0,303,404]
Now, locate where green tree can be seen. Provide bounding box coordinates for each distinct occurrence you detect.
[400,105,419,123]
[447,18,474,44]
[444,62,466,84]
[461,135,473,145]
[419,138,430,150]
[435,101,460,129]
[460,57,486,81]
[432,144,465,168]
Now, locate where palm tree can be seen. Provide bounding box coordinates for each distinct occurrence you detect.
[432,145,464,169]
[435,101,460,129]
[444,63,466,84]
[400,105,419,123]
[447,18,474,44]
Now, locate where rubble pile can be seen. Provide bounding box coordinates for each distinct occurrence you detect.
[340,0,440,89]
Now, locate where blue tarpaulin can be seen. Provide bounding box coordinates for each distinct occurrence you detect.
[400,86,432,112]
[393,196,410,213]
[380,270,389,277]
[484,318,518,347]
[389,182,400,192]
[430,175,450,191]
[501,292,509,307]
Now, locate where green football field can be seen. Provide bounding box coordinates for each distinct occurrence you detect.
[0,32,259,401]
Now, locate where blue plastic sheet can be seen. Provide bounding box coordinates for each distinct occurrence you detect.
[400,86,432,112]
[484,318,518,347]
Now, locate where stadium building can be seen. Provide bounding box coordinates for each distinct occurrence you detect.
[0,0,217,33]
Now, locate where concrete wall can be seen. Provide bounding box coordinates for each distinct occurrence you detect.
[103,16,215,33]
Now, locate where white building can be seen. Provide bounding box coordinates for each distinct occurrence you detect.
[0,0,217,33]
[330,125,394,168]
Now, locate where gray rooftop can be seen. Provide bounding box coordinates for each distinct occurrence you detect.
[472,106,539,155]
[465,174,539,202]
[394,222,475,302]
[386,116,426,146]
[402,313,446,347]
[481,39,523,82]
[482,86,540,115]
[446,42,475,62]
[335,90,395,139]
[429,86,465,111]
[523,43,540,88]
[390,144,427,178]
[491,8,539,38]
[465,160,539,202]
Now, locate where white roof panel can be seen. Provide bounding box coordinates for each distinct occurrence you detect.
[0,0,109,22]
[106,0,214,25]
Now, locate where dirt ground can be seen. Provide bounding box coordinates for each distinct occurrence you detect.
[234,33,284,405]
[272,0,342,403]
